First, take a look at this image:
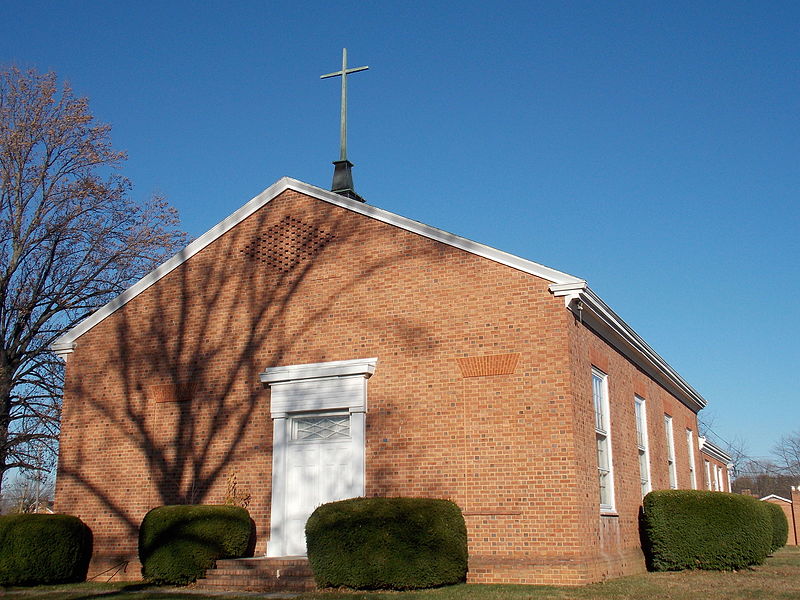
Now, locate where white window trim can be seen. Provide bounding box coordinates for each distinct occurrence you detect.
[635,396,651,497]
[593,368,616,513]
[705,459,712,490]
[686,429,697,490]
[664,415,677,489]
[260,357,377,557]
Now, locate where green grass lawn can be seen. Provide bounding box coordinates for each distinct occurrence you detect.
[3,547,799,600]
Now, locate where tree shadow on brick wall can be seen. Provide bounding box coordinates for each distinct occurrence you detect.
[55,191,441,550]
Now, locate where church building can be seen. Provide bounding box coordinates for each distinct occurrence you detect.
[52,49,728,586]
[53,175,722,585]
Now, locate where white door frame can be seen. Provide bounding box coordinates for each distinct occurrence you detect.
[260,358,377,557]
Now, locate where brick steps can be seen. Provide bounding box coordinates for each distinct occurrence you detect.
[195,557,317,592]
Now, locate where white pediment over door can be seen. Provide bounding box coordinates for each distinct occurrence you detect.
[260,358,377,557]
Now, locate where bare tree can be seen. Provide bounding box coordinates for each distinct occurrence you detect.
[0,469,54,514]
[0,66,187,493]
[773,431,800,477]
[697,408,716,438]
[732,458,799,499]
[723,434,750,479]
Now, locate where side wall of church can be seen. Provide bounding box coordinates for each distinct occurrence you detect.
[56,189,593,584]
[567,316,703,582]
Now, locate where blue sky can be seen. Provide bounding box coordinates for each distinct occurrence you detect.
[3,1,798,461]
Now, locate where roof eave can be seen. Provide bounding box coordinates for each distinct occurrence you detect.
[550,281,708,414]
[698,437,733,463]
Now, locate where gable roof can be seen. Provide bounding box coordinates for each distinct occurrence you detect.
[51,177,707,412]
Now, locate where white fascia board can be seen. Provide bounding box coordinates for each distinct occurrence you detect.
[760,494,792,503]
[551,281,708,413]
[51,177,581,350]
[260,357,378,384]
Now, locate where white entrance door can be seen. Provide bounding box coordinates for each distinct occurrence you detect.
[283,413,356,556]
[261,357,375,558]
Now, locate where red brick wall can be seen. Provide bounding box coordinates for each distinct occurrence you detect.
[567,315,702,581]
[792,488,800,546]
[55,188,704,585]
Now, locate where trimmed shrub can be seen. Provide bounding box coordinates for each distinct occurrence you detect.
[139,504,253,584]
[641,490,772,571]
[306,497,467,590]
[0,514,92,586]
[764,501,789,552]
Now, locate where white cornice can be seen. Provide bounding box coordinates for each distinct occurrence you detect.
[51,341,75,362]
[698,437,732,463]
[551,281,708,413]
[260,357,378,384]
[51,177,581,350]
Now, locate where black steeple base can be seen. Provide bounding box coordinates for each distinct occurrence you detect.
[331,159,365,203]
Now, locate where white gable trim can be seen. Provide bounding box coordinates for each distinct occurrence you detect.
[760,494,792,503]
[51,177,581,349]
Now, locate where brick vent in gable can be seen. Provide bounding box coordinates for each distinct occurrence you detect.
[240,216,336,273]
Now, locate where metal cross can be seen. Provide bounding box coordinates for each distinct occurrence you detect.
[320,48,369,162]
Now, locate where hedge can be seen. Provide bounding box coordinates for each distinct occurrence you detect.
[139,504,253,584]
[306,497,467,590]
[0,514,92,586]
[641,490,772,571]
[764,501,789,552]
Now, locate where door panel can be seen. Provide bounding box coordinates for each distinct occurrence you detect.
[284,417,355,555]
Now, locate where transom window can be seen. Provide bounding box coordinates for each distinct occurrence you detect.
[291,414,350,441]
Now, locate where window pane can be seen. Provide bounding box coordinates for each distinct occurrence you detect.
[596,434,608,470]
[291,415,350,441]
[599,470,609,505]
[635,400,645,449]
[639,449,649,495]
[593,374,604,432]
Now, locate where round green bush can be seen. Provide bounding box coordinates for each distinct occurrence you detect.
[764,501,789,552]
[641,490,771,571]
[0,513,92,586]
[138,504,253,584]
[306,497,467,590]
